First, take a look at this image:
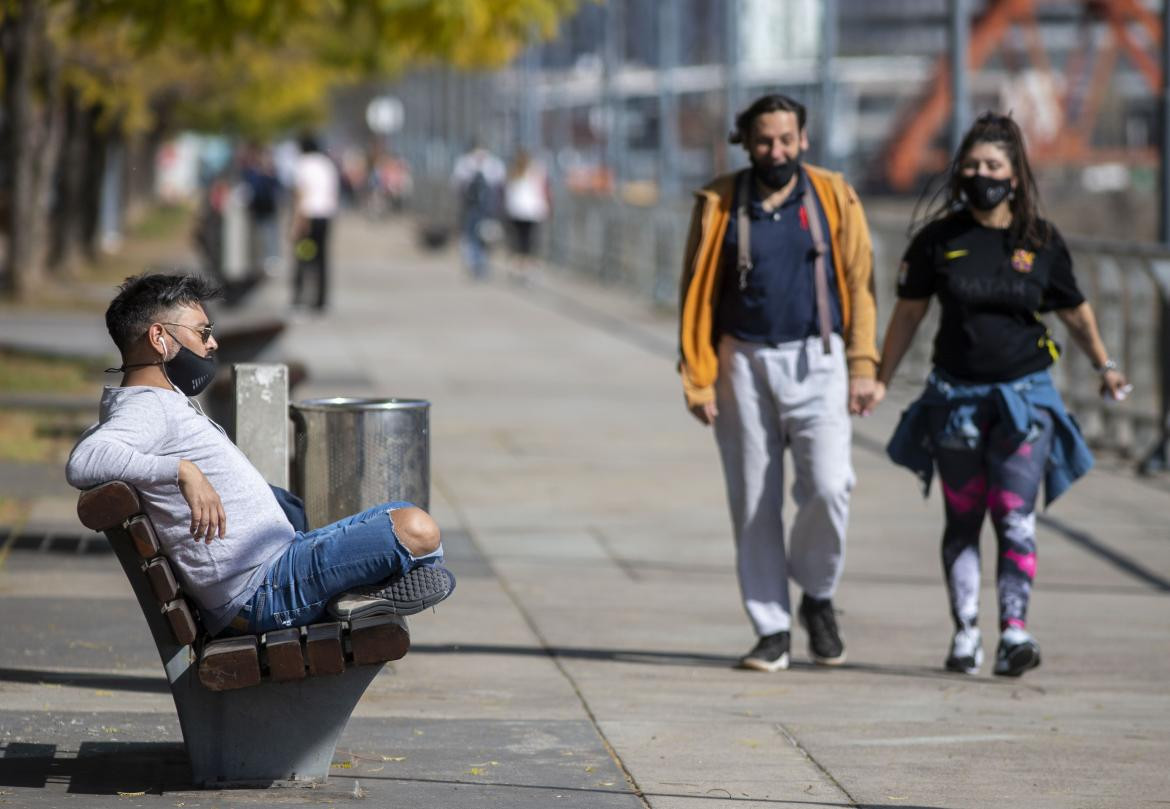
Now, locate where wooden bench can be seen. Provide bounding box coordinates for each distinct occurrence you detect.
[76,480,409,787]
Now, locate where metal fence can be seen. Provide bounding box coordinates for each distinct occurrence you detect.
[527,189,1170,464]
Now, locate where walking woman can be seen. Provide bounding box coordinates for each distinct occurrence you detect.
[874,113,1130,677]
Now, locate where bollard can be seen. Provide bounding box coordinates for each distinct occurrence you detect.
[232,363,290,488]
[290,398,430,529]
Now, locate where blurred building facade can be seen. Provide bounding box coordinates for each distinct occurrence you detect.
[361,0,1162,205]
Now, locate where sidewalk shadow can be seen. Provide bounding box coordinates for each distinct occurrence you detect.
[0,667,169,694]
[0,741,191,793]
[411,642,737,668]
[410,643,998,684]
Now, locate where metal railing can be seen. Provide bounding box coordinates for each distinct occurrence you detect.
[534,190,1170,465]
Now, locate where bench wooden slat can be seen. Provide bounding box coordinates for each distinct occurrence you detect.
[263,628,306,682]
[77,481,141,531]
[198,636,262,691]
[163,599,199,646]
[305,622,345,676]
[127,515,161,559]
[349,615,410,666]
[144,558,179,603]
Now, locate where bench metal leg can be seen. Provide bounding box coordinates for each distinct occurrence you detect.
[172,664,385,787]
[104,525,387,787]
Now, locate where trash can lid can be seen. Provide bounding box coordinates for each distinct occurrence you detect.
[291,397,430,412]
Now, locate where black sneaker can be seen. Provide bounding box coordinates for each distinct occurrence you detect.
[738,631,790,672]
[798,594,846,665]
[993,626,1041,677]
[327,565,456,621]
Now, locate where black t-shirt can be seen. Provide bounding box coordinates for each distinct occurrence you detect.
[897,212,1085,382]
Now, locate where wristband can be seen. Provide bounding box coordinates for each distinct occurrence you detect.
[1095,359,1118,375]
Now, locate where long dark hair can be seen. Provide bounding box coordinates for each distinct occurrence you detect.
[910,111,1050,249]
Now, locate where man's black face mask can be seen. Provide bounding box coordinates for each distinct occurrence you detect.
[162,332,217,396]
[751,152,801,191]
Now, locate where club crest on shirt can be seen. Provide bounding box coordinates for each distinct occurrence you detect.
[1011,249,1035,273]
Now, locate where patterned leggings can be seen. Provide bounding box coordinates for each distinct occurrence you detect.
[928,403,1054,631]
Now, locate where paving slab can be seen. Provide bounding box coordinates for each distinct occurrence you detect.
[1,213,1168,808]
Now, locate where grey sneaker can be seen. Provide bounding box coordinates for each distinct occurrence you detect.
[328,565,456,621]
[738,631,790,672]
[945,626,984,674]
[993,626,1041,677]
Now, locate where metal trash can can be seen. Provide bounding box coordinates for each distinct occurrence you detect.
[290,397,429,529]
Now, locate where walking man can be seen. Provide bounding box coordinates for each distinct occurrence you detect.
[291,134,339,311]
[451,140,505,280]
[678,94,880,671]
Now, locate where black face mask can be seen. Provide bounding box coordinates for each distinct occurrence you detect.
[162,335,217,396]
[751,153,801,191]
[960,175,1013,211]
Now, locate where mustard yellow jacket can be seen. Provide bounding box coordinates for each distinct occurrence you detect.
[678,165,880,407]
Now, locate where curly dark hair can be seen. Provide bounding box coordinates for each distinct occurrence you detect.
[729,93,807,145]
[105,273,222,353]
[911,111,1050,249]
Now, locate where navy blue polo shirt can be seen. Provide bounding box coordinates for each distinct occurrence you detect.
[715,169,844,346]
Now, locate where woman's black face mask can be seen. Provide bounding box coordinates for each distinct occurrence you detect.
[960,174,1013,212]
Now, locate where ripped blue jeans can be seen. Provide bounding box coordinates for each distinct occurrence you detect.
[233,501,440,634]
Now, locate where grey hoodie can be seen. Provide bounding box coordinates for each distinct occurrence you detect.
[67,386,294,634]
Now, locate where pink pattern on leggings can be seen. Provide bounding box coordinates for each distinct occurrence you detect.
[988,486,1026,517]
[1004,549,1037,580]
[942,475,987,513]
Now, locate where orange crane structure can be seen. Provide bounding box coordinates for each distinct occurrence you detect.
[884,0,1163,191]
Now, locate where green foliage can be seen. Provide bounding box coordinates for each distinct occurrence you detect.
[57,0,576,137]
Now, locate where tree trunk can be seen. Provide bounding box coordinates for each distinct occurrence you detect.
[124,130,158,228]
[49,90,104,276]
[80,113,109,263]
[28,35,66,279]
[0,0,44,300]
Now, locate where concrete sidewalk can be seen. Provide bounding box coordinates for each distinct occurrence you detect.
[1,214,1168,808]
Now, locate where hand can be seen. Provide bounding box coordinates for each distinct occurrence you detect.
[689,400,718,426]
[178,459,226,544]
[1100,368,1132,402]
[849,377,885,416]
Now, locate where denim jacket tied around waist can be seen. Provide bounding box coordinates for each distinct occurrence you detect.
[886,368,1094,507]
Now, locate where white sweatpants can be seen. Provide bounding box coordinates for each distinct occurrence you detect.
[713,334,855,636]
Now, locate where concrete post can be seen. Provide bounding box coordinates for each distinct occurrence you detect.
[232,363,289,488]
[724,0,743,173]
[603,0,625,191]
[657,0,680,200]
[949,0,971,157]
[817,0,838,168]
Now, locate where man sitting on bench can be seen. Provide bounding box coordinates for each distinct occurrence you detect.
[66,272,454,638]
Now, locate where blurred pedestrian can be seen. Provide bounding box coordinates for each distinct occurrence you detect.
[451,140,505,281]
[503,149,551,284]
[291,135,339,311]
[677,94,880,672]
[876,112,1130,677]
[240,144,283,277]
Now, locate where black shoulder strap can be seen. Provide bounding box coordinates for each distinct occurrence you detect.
[736,170,752,291]
[801,189,834,355]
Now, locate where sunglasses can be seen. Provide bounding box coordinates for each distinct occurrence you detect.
[161,322,215,344]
